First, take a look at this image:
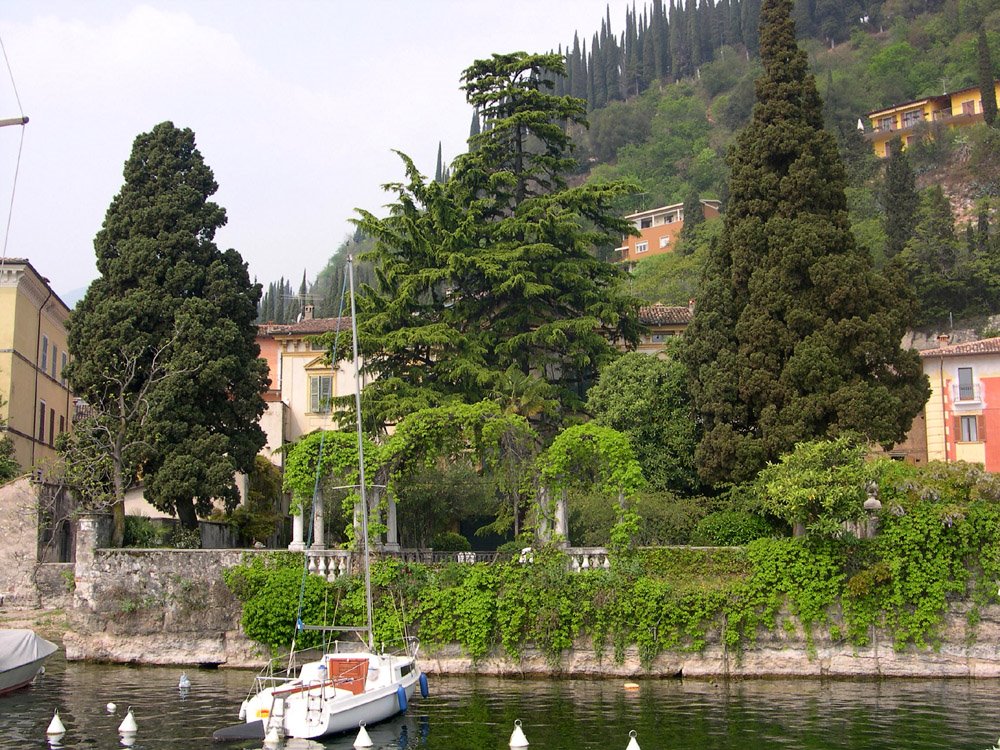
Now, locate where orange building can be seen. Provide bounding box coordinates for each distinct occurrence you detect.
[865,81,1000,158]
[615,200,721,264]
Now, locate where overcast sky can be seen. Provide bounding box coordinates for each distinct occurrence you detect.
[0,0,617,302]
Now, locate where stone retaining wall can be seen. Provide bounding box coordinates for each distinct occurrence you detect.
[63,532,1000,677]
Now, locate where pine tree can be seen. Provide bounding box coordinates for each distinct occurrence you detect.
[978,27,997,128]
[355,53,642,434]
[898,186,973,325]
[682,0,928,485]
[679,191,705,250]
[880,139,919,259]
[66,122,268,534]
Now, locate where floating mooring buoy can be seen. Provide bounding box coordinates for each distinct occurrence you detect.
[118,707,137,733]
[354,722,374,748]
[509,719,529,748]
[626,729,641,750]
[46,710,65,735]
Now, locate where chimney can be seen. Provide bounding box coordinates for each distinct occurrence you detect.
[937,333,950,348]
[303,304,314,320]
[688,298,696,312]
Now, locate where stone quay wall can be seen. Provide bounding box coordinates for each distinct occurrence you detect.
[63,527,1000,677]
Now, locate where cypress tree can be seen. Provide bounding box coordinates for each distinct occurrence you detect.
[682,0,928,485]
[469,110,481,139]
[880,138,919,259]
[435,141,444,183]
[978,27,997,128]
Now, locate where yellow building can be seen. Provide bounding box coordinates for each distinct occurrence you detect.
[865,81,1000,157]
[0,259,73,473]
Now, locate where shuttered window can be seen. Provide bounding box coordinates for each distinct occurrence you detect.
[310,375,333,413]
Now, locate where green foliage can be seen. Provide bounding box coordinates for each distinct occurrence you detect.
[683,0,929,486]
[0,434,18,483]
[586,346,700,494]
[396,463,493,549]
[66,122,267,532]
[691,511,774,546]
[537,423,645,501]
[227,454,1000,665]
[754,436,872,534]
[354,52,643,435]
[431,532,471,551]
[123,515,162,548]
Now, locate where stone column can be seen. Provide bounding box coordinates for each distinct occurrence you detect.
[311,490,325,550]
[73,512,112,611]
[288,513,305,551]
[383,495,400,552]
[554,488,569,546]
[536,486,550,542]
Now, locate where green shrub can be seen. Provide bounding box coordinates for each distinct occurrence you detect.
[123,515,160,547]
[431,532,471,551]
[691,510,773,546]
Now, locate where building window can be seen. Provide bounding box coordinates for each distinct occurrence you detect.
[49,409,55,447]
[51,344,58,377]
[59,415,65,435]
[38,400,46,443]
[310,375,333,413]
[960,415,979,442]
[878,116,894,132]
[635,241,648,254]
[659,236,670,248]
[963,100,975,115]
[61,352,68,385]
[40,335,48,372]
[639,217,652,229]
[958,367,975,401]
[902,109,922,127]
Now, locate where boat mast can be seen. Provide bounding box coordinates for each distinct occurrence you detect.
[348,255,375,651]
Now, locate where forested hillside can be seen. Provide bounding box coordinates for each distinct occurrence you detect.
[261,0,1000,331]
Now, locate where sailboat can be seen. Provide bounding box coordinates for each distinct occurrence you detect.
[214,257,426,742]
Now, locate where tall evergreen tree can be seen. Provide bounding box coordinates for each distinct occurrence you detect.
[679,191,706,250]
[682,0,927,485]
[880,138,919,259]
[978,27,997,128]
[898,186,972,325]
[66,122,268,534]
[354,53,642,434]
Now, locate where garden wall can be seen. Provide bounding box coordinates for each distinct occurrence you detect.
[63,525,1000,677]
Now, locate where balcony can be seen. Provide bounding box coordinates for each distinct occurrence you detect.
[952,382,983,404]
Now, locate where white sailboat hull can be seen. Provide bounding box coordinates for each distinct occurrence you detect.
[0,630,57,695]
[241,651,422,740]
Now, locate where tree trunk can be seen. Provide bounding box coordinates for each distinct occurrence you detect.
[111,499,125,548]
[175,497,199,531]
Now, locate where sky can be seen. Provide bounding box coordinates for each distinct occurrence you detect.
[0,0,620,303]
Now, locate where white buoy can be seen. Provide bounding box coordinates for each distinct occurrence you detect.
[626,729,641,750]
[509,719,529,748]
[46,709,66,735]
[263,723,283,747]
[118,707,137,733]
[106,702,117,713]
[178,672,191,690]
[354,722,374,748]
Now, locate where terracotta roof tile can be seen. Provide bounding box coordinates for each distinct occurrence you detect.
[919,337,1000,358]
[639,304,693,325]
[258,317,352,336]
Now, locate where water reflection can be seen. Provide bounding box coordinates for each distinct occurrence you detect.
[3,653,1000,750]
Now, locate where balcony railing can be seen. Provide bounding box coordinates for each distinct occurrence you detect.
[952,382,983,403]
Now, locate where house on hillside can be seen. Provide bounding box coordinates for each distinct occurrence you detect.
[615,200,721,265]
[635,303,694,354]
[0,259,73,474]
[864,80,1000,158]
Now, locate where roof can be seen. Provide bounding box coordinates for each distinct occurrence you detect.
[258,316,352,337]
[919,337,1000,358]
[639,304,692,326]
[866,82,997,118]
[624,199,721,221]
[0,257,73,313]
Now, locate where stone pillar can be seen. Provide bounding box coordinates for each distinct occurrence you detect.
[536,486,550,542]
[288,513,305,551]
[311,490,325,550]
[383,495,400,552]
[73,512,112,611]
[554,488,569,546]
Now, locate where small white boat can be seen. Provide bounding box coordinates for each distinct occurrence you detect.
[214,256,426,743]
[0,629,58,695]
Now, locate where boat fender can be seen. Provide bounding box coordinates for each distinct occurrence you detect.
[419,673,429,698]
[396,684,408,711]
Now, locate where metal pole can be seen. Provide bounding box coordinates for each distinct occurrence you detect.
[348,255,375,650]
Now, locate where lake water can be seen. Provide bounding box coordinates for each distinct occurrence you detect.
[5,653,1000,750]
